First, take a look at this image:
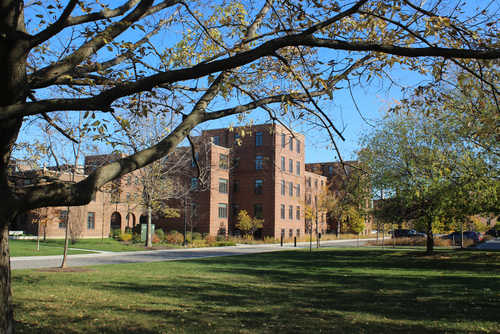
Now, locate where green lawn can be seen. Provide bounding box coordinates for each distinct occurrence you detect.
[9,238,157,256]
[12,248,500,333]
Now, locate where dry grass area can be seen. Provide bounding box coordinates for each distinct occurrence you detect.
[365,236,476,247]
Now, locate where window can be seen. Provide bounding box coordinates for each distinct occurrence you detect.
[190,203,198,218]
[127,176,131,186]
[307,177,311,188]
[281,229,285,237]
[346,165,350,175]
[280,205,285,219]
[296,206,300,220]
[281,157,285,171]
[321,180,324,188]
[126,192,130,202]
[135,176,139,185]
[297,229,301,237]
[289,229,293,238]
[191,153,198,167]
[233,204,239,217]
[281,180,285,195]
[218,203,228,218]
[219,178,228,194]
[212,136,220,145]
[296,161,300,175]
[87,212,95,229]
[91,193,96,202]
[289,182,293,196]
[297,139,300,153]
[234,157,240,169]
[255,179,263,195]
[282,133,286,147]
[487,218,491,226]
[315,179,318,188]
[296,184,300,197]
[289,137,293,151]
[233,180,239,192]
[220,154,228,170]
[59,211,68,229]
[191,177,199,191]
[255,131,263,146]
[289,205,293,220]
[289,159,293,174]
[234,133,240,145]
[328,166,333,174]
[254,204,263,219]
[255,156,263,170]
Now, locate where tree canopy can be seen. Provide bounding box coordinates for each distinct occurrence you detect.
[360,102,500,254]
[1,0,500,332]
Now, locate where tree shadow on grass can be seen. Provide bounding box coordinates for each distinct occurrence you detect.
[13,248,500,333]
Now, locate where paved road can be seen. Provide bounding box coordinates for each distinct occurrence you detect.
[477,237,500,250]
[11,239,370,270]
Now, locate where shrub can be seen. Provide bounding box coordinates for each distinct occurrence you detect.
[215,241,236,247]
[151,234,160,244]
[165,231,184,245]
[125,228,133,235]
[191,232,202,240]
[204,235,216,245]
[110,228,122,238]
[263,236,277,244]
[131,233,141,243]
[119,232,132,242]
[215,235,226,242]
[155,229,164,238]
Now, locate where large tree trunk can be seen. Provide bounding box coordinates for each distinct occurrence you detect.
[0,223,13,334]
[0,0,29,329]
[426,220,434,255]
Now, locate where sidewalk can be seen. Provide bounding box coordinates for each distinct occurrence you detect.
[11,239,369,270]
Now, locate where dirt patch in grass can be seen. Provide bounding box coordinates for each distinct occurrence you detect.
[411,252,452,259]
[36,267,96,273]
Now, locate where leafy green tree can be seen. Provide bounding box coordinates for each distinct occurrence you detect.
[360,109,500,254]
[1,0,500,332]
[235,210,264,239]
[322,163,370,235]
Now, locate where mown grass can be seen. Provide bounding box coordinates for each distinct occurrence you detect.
[9,240,94,257]
[9,238,161,257]
[12,248,500,333]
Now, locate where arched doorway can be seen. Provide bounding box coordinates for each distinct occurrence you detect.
[110,212,122,230]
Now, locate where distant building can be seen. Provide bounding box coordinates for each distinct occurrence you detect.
[154,123,329,239]
[9,124,366,239]
[10,154,143,239]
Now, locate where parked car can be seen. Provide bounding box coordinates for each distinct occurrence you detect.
[441,231,482,242]
[486,229,498,238]
[392,229,426,238]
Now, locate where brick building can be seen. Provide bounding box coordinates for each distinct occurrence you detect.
[154,123,329,239]
[10,154,143,239]
[305,161,373,235]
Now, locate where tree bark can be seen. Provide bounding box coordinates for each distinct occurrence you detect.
[426,220,434,255]
[0,223,13,334]
[61,208,70,268]
[146,205,152,247]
